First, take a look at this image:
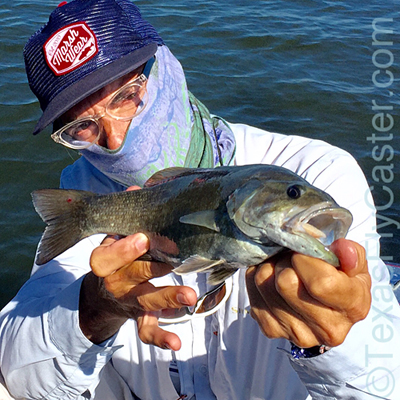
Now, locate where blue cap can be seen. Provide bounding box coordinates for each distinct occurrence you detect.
[24,0,164,135]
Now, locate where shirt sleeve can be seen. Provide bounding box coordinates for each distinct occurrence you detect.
[231,122,400,399]
[0,235,122,399]
[288,152,400,399]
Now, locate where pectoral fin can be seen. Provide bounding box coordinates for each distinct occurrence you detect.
[173,255,239,285]
[179,211,220,232]
[173,255,225,274]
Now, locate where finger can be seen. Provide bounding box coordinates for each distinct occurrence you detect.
[137,312,182,351]
[254,261,322,345]
[113,282,197,310]
[291,252,371,318]
[247,264,320,346]
[330,238,367,277]
[246,265,289,340]
[91,233,149,277]
[273,259,351,346]
[291,252,348,305]
[105,260,174,290]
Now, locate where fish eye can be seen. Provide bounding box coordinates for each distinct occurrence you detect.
[287,185,302,199]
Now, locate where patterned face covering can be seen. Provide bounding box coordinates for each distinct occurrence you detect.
[81,45,235,187]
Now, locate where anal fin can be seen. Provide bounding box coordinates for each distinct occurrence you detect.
[207,268,238,285]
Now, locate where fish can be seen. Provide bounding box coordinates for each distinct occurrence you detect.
[31,164,353,284]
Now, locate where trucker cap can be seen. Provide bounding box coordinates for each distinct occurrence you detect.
[24,0,164,135]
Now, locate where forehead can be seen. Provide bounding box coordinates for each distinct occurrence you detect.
[60,67,143,122]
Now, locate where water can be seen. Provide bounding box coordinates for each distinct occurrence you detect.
[0,0,398,308]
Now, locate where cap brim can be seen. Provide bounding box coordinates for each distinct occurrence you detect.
[33,42,158,135]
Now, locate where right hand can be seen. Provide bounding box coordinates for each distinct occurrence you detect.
[90,233,197,350]
[79,189,197,350]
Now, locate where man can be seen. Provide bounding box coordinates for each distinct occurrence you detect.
[1,0,399,399]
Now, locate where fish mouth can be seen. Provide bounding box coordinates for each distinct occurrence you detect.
[283,202,353,263]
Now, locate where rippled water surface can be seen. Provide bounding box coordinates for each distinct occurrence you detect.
[0,0,398,307]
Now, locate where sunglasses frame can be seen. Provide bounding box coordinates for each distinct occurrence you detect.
[158,276,233,324]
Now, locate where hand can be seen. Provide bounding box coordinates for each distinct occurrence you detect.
[245,238,372,348]
[79,188,197,350]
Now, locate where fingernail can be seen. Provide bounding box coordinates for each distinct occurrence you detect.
[177,293,191,306]
[135,233,149,253]
[347,243,358,270]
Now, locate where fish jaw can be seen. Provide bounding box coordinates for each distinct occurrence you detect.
[278,202,353,266]
[284,203,353,245]
[231,197,353,267]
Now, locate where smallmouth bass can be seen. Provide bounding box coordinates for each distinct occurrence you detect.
[32,164,353,284]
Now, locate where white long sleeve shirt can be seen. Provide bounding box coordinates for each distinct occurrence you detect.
[1,124,400,400]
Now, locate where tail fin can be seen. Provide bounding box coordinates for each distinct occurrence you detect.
[31,189,95,265]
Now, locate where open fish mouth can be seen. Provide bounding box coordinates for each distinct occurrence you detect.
[284,202,353,247]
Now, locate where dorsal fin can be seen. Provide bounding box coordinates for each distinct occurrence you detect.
[144,167,197,187]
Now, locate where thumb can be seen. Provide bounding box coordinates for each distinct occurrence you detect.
[329,238,366,278]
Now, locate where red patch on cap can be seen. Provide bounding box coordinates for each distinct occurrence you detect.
[43,22,98,76]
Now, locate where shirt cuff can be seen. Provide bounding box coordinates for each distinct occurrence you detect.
[288,290,400,399]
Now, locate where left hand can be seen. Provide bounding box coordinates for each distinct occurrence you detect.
[245,238,372,348]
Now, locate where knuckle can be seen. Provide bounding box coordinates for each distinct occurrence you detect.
[348,292,371,323]
[275,268,299,295]
[165,291,183,309]
[90,255,106,277]
[263,330,281,340]
[250,309,284,340]
[288,321,318,348]
[307,275,336,299]
[127,261,151,281]
[135,294,152,311]
[138,327,153,345]
[254,265,272,287]
[258,322,280,339]
[119,245,140,264]
[324,335,345,348]
[320,321,351,347]
[135,286,165,312]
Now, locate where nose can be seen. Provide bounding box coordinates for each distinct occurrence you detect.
[98,116,131,150]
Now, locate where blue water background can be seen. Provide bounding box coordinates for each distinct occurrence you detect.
[0,0,398,307]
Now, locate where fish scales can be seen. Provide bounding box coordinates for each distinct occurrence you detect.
[31,164,353,284]
[83,176,224,235]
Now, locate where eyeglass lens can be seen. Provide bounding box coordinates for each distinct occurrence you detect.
[106,82,148,119]
[62,119,99,144]
[55,77,148,149]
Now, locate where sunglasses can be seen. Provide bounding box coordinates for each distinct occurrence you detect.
[158,276,233,324]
